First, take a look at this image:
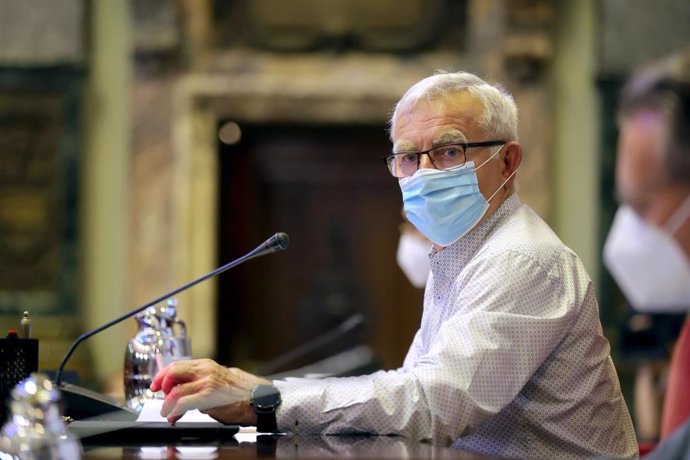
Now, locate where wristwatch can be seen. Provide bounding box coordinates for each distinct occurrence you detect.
[250,384,282,433]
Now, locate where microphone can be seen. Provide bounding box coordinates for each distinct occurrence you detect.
[255,313,365,376]
[54,232,289,417]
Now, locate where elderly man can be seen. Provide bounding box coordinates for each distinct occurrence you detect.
[151,71,637,458]
[603,48,690,458]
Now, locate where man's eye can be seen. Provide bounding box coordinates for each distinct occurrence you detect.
[439,147,461,159]
[400,153,418,163]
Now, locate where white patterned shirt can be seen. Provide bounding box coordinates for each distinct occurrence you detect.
[273,194,638,459]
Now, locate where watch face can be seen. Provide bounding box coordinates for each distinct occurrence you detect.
[252,385,281,411]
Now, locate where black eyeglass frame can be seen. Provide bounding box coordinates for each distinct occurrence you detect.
[382,140,506,177]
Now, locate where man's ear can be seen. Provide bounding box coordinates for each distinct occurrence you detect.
[501,141,523,178]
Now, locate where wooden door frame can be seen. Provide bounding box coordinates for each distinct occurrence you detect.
[169,57,444,358]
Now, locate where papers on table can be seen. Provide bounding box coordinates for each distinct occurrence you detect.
[136,398,259,442]
[136,398,217,423]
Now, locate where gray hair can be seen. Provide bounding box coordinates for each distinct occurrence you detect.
[618,47,690,185]
[389,71,519,142]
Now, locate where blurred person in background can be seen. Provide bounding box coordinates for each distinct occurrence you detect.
[603,46,690,458]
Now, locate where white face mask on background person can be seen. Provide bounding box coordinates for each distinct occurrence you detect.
[603,194,690,313]
[396,232,431,289]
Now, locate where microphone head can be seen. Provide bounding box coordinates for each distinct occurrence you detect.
[268,232,290,252]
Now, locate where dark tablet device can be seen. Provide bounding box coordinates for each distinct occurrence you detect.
[68,421,240,446]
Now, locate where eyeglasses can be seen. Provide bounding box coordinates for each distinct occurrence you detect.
[382,140,505,178]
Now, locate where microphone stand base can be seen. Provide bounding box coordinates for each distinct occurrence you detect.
[59,382,137,421]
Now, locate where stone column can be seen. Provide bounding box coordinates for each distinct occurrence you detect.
[81,0,132,385]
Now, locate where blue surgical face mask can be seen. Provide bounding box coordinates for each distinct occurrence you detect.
[399,145,514,247]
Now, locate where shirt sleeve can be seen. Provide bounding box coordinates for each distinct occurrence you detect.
[274,249,587,445]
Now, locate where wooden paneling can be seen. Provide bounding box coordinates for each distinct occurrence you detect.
[217,124,423,371]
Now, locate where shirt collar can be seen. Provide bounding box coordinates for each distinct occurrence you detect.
[430,193,522,274]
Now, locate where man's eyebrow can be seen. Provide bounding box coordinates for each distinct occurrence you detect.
[432,131,468,147]
[392,140,417,153]
[392,131,468,153]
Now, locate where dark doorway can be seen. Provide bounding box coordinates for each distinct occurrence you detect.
[216,123,423,374]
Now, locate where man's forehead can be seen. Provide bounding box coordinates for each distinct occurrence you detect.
[391,93,482,151]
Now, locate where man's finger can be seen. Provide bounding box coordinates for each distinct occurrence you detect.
[150,365,171,391]
[151,360,189,392]
[166,391,211,419]
[160,379,202,417]
[159,364,201,394]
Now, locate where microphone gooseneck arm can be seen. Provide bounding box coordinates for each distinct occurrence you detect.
[55,232,290,386]
[255,313,365,376]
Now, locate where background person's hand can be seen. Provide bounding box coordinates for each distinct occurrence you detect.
[150,358,271,425]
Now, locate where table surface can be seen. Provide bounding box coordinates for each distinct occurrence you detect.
[81,433,491,459]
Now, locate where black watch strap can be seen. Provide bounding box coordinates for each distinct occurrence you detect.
[256,411,278,433]
[251,384,282,433]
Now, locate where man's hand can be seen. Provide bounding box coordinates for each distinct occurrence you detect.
[149,358,271,425]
